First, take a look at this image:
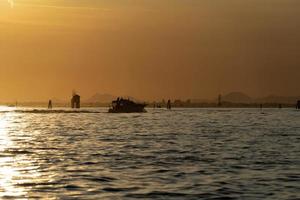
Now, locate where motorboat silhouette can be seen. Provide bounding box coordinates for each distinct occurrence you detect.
[109,98,147,113]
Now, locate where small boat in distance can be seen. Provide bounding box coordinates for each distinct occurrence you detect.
[109,98,147,113]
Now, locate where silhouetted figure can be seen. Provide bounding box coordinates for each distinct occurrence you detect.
[167,99,172,110]
[48,100,53,109]
[71,93,80,109]
[296,101,300,109]
[116,97,121,110]
[278,104,282,109]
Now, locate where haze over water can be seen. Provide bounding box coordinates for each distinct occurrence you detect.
[0,107,299,199]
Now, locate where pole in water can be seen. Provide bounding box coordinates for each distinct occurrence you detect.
[48,100,53,109]
[167,99,171,110]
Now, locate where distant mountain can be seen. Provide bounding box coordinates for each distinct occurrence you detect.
[121,96,143,103]
[258,95,300,104]
[51,98,67,103]
[191,98,212,103]
[83,92,300,105]
[221,92,299,104]
[85,93,117,103]
[84,93,142,103]
[222,92,253,103]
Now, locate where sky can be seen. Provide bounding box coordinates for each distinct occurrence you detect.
[0,0,299,102]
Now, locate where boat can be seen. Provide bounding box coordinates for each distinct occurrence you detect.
[109,98,147,113]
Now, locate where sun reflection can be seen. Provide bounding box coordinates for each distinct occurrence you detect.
[0,114,13,151]
[0,157,27,197]
[0,112,27,198]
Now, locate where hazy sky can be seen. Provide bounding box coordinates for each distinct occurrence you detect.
[0,0,299,101]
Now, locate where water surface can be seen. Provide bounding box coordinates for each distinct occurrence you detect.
[0,107,299,199]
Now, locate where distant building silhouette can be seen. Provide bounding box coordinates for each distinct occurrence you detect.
[71,93,80,108]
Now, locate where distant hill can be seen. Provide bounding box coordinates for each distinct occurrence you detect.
[85,93,117,103]
[222,92,253,103]
[191,98,212,103]
[51,98,67,103]
[84,93,142,103]
[221,92,299,104]
[51,92,300,105]
[121,96,142,103]
[258,95,300,104]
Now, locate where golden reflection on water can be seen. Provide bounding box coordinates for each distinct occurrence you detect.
[0,114,13,151]
[0,112,27,198]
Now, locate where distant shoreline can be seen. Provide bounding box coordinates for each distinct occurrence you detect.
[0,102,297,109]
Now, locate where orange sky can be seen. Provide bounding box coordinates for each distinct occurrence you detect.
[0,0,299,102]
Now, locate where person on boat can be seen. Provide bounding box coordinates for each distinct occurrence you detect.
[115,97,120,109]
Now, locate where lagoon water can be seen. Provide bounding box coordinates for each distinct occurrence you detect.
[0,107,299,199]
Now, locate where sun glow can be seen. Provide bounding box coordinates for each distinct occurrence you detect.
[7,0,14,8]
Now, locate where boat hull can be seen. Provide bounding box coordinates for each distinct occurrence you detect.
[108,98,147,113]
[108,106,146,113]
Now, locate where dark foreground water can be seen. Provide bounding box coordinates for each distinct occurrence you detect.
[0,107,299,199]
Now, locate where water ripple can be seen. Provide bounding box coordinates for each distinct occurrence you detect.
[0,108,299,199]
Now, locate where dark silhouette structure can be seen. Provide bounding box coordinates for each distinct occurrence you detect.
[71,93,80,108]
[297,100,300,109]
[48,100,52,109]
[109,98,146,113]
[167,99,172,110]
